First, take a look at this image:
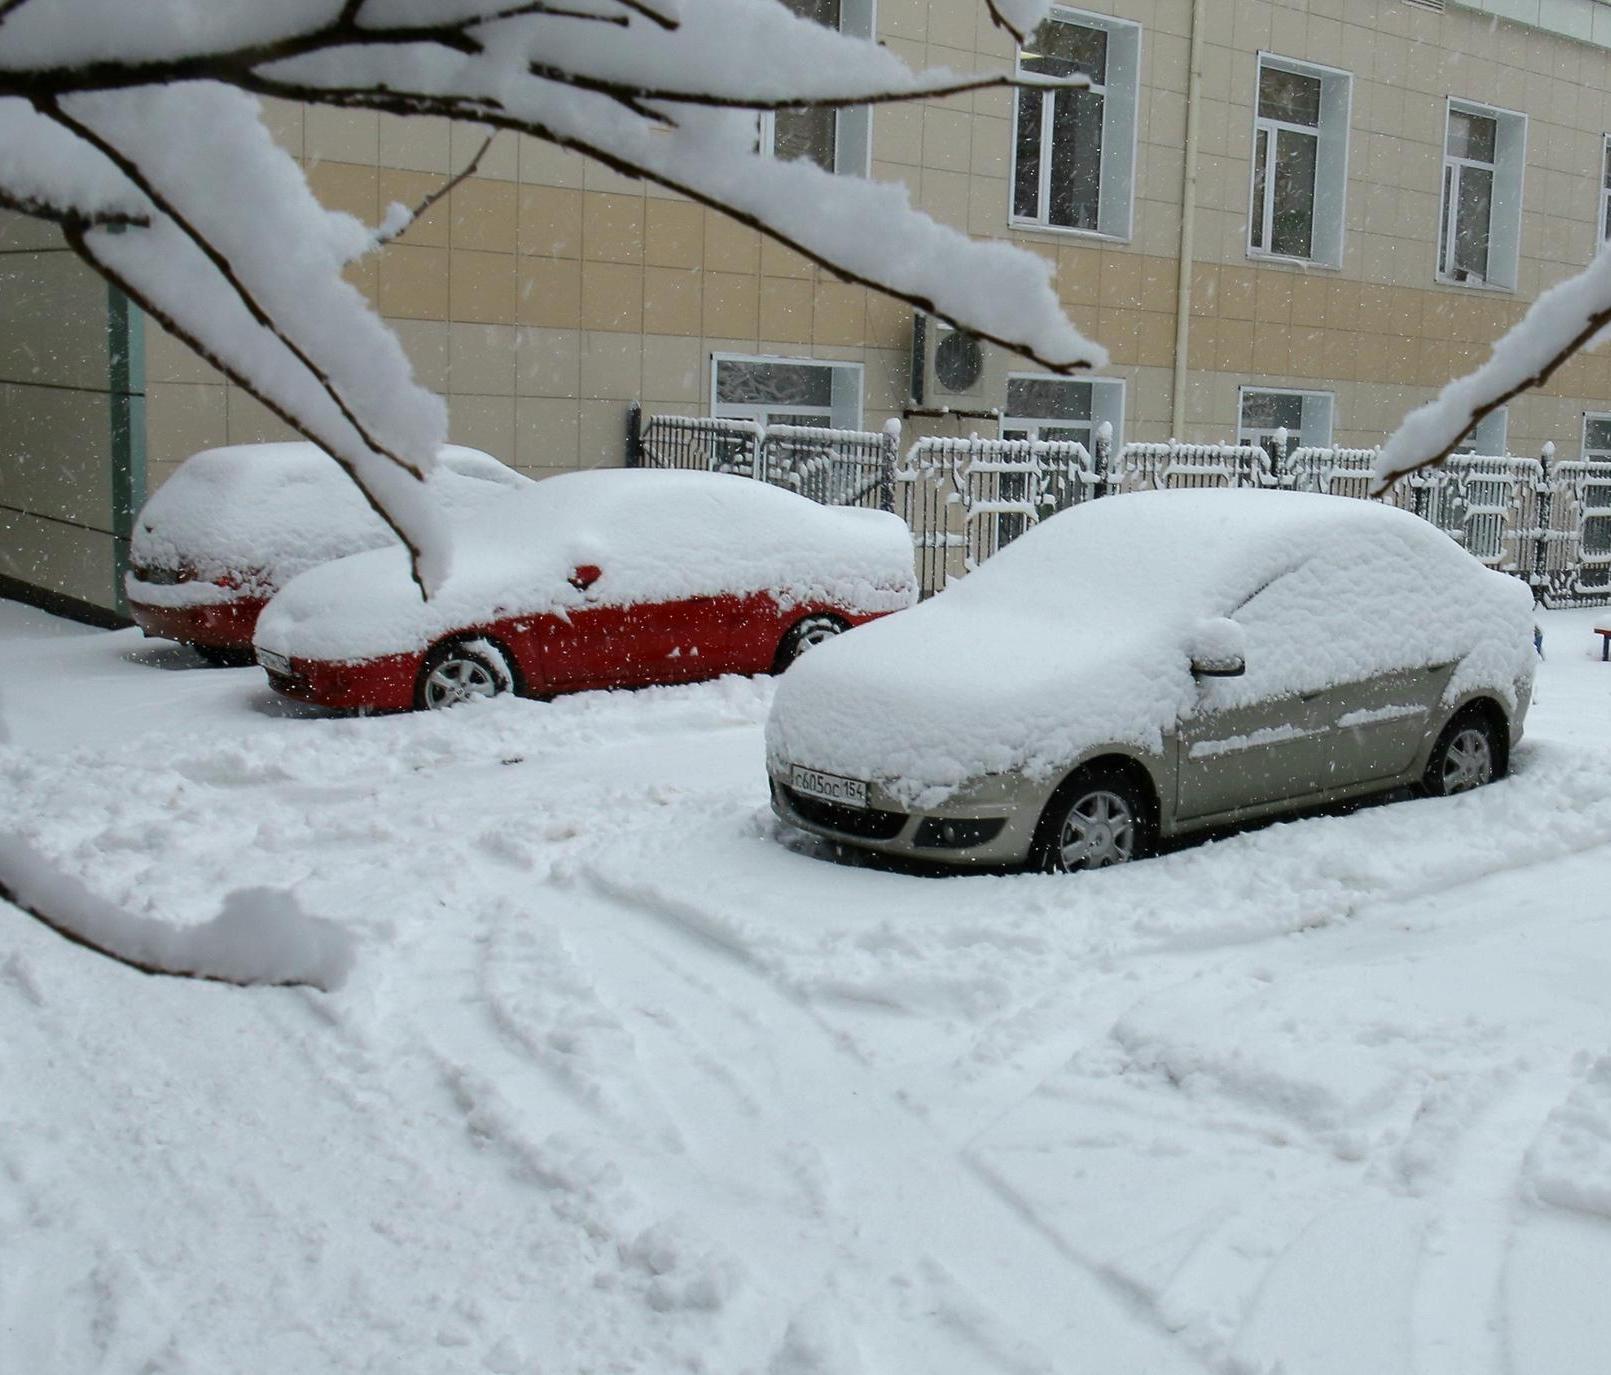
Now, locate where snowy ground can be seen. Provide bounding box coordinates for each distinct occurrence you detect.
[5,598,1611,1374]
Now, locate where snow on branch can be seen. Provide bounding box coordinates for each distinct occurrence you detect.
[0,0,1085,596]
[1376,248,1611,491]
[0,832,355,990]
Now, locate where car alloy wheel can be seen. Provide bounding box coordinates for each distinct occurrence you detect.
[1049,787,1138,871]
[775,615,846,672]
[418,641,509,710]
[1436,724,1494,794]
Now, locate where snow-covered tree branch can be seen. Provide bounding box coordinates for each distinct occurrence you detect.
[0,0,1099,594]
[1375,248,1611,492]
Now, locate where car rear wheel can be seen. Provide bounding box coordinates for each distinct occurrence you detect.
[416,640,511,711]
[1423,710,1500,797]
[774,615,847,673]
[1034,767,1154,874]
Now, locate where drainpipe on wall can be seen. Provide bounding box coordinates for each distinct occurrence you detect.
[1169,0,1207,441]
[107,284,146,614]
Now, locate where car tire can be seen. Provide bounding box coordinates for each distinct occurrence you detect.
[1422,708,1503,797]
[193,644,253,668]
[415,639,513,711]
[1032,766,1155,874]
[773,615,848,673]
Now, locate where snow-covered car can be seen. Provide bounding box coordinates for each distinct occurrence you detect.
[127,442,529,664]
[767,489,1539,872]
[253,468,918,711]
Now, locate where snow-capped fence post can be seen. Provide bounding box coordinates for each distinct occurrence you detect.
[879,418,901,514]
[1530,441,1556,600]
[626,402,644,469]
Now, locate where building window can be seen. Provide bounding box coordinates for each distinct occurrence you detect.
[759,0,872,177]
[1249,55,1351,267]
[1600,138,1611,244]
[1237,386,1334,460]
[1453,407,1508,456]
[711,355,863,430]
[1010,9,1141,240]
[1438,101,1526,289]
[1001,374,1124,450]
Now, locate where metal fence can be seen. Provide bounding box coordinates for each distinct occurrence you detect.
[627,407,895,511]
[627,407,1611,606]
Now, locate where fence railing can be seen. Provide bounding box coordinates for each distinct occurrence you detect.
[627,407,1611,606]
[628,408,896,512]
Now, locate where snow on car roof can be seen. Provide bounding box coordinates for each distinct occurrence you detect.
[767,488,1538,804]
[255,468,918,662]
[129,442,523,588]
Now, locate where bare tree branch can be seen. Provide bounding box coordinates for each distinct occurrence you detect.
[1373,310,1611,491]
[371,131,495,250]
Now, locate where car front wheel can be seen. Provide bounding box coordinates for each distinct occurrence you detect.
[416,640,511,711]
[774,615,847,673]
[1423,711,1501,796]
[1035,767,1154,874]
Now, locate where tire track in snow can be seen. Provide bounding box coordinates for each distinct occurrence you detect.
[569,862,1210,1375]
[1409,1070,1583,1375]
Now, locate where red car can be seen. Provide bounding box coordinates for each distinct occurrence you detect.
[126,442,528,664]
[252,469,918,710]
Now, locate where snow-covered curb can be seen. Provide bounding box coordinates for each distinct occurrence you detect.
[0,832,354,990]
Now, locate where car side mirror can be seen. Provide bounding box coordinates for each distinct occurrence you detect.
[568,564,602,591]
[1189,617,1246,678]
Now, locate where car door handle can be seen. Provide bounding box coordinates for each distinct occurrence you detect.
[1300,690,1324,702]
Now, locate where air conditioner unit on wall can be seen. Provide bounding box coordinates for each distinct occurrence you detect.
[908,313,1001,418]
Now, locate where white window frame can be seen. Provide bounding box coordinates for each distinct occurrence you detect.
[1599,136,1611,249]
[1586,411,1611,461]
[710,353,864,431]
[1236,385,1334,457]
[1008,7,1142,242]
[1000,373,1126,452]
[1247,53,1352,269]
[1453,407,1508,456]
[1437,98,1527,292]
[758,0,874,177]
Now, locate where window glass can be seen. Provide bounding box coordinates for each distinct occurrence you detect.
[1271,128,1318,258]
[716,360,834,408]
[1241,391,1305,432]
[1258,66,1322,127]
[1447,109,1497,163]
[1046,87,1105,231]
[771,106,836,171]
[1012,88,1044,218]
[1006,377,1093,421]
[1020,19,1107,82]
[1452,165,1493,279]
[1586,416,1611,454]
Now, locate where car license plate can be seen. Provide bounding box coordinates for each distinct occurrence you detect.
[257,648,292,676]
[790,765,867,809]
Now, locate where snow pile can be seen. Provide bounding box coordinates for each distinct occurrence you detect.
[767,489,1537,802]
[256,469,917,662]
[0,832,353,990]
[1527,1057,1611,1220]
[128,443,525,604]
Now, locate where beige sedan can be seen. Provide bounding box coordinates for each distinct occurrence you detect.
[765,489,1539,873]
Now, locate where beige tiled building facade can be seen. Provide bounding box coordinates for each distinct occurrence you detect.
[9,0,1611,617]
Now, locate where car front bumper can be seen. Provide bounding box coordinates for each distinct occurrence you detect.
[258,647,421,712]
[128,592,268,651]
[767,765,1048,868]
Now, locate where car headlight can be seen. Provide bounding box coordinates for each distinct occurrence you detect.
[257,648,292,676]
